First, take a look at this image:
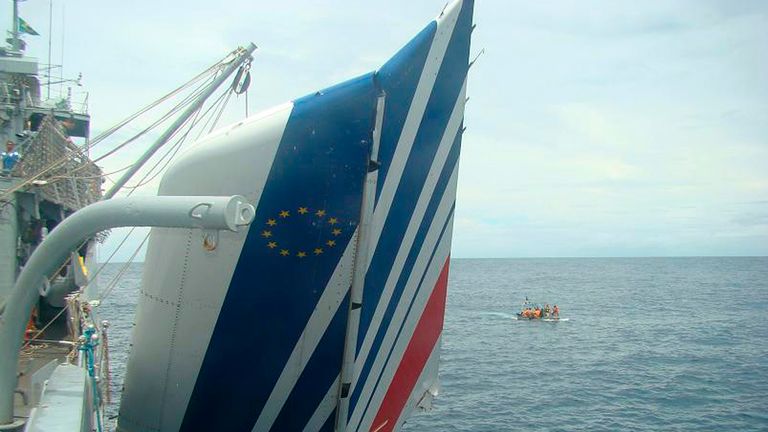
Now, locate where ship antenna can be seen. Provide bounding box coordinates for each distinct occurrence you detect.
[9,0,22,52]
[59,3,65,96]
[46,0,54,98]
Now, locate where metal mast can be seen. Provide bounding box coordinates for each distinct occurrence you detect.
[47,0,53,99]
[9,0,21,52]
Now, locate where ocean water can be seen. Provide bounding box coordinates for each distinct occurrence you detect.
[97,257,768,431]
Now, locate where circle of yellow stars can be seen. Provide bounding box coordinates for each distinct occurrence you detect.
[260,206,344,258]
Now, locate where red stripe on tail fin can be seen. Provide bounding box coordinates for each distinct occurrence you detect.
[369,256,451,432]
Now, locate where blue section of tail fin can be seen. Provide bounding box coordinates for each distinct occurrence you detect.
[373,21,437,204]
[180,74,377,431]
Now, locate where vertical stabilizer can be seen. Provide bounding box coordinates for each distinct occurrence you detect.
[346,1,472,430]
[117,1,472,431]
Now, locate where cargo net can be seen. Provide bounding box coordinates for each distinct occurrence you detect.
[11,116,102,211]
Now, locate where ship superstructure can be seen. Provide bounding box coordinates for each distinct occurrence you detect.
[1,0,99,300]
[0,1,106,429]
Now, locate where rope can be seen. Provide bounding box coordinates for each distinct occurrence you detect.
[121,137,185,192]
[21,306,68,350]
[118,85,233,193]
[79,326,103,432]
[245,86,250,118]
[117,98,209,193]
[192,90,230,142]
[45,163,135,181]
[101,324,111,404]
[87,56,226,146]
[209,88,233,133]
[89,71,219,164]
[0,74,211,201]
[0,48,240,202]
[97,232,150,302]
[17,225,138,346]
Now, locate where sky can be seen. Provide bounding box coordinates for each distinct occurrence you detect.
[5,0,767,259]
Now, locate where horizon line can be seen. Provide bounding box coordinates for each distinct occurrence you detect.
[103,255,768,264]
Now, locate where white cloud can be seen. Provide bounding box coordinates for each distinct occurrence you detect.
[13,0,767,258]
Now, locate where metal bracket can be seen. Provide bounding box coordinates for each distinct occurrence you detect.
[202,229,219,252]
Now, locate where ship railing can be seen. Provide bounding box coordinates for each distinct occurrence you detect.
[40,88,90,115]
[0,82,24,106]
[24,90,33,108]
[0,82,10,105]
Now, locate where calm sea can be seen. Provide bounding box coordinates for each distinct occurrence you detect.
[97,257,768,431]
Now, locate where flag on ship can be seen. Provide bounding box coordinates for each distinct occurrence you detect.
[17,17,39,36]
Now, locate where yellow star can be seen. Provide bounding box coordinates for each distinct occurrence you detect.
[267,241,277,249]
[332,228,342,236]
[296,251,307,258]
[266,219,277,226]
[298,207,309,215]
[315,209,326,217]
[326,240,336,247]
[314,248,324,255]
[261,230,272,238]
[280,249,290,256]
[328,217,338,225]
[279,210,290,218]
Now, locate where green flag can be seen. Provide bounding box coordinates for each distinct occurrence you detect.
[18,17,39,36]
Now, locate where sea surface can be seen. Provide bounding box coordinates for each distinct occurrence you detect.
[97,257,768,431]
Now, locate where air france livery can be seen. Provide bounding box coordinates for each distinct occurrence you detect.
[118,0,473,430]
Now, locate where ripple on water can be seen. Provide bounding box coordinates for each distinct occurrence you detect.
[403,258,768,431]
[95,258,768,431]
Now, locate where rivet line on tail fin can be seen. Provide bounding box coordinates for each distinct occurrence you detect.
[335,92,387,432]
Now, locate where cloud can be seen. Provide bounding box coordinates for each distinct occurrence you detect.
[732,213,768,227]
[15,0,768,258]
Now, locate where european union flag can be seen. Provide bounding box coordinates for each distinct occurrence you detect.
[260,206,349,260]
